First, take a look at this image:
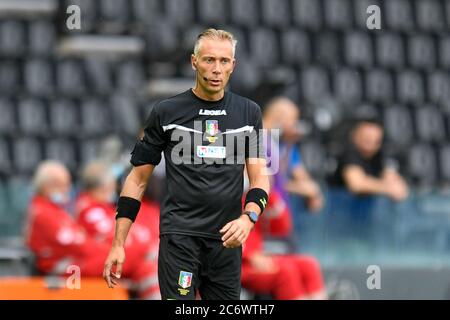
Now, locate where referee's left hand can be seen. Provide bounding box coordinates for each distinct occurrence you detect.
[220,215,254,248]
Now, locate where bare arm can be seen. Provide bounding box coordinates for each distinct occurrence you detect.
[220,158,270,248]
[103,164,154,288]
[285,165,323,212]
[343,165,408,200]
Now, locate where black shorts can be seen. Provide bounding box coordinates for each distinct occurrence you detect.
[158,233,242,300]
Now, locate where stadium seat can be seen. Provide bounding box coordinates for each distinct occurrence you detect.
[229,58,261,92]
[300,66,330,101]
[0,277,128,300]
[84,58,114,95]
[229,0,259,27]
[116,60,146,93]
[49,99,79,137]
[12,138,43,175]
[261,0,291,28]
[78,139,101,166]
[198,0,228,24]
[145,19,179,60]
[0,60,20,93]
[280,29,310,66]
[248,28,279,67]
[408,34,436,71]
[365,69,394,103]
[56,59,86,96]
[333,68,363,103]
[439,36,450,69]
[408,144,438,187]
[0,98,16,135]
[0,21,25,57]
[384,0,414,31]
[344,32,373,69]
[439,144,450,185]
[165,0,194,27]
[44,139,78,170]
[17,98,48,136]
[415,106,446,143]
[427,71,450,105]
[299,140,327,179]
[64,0,98,33]
[28,21,56,56]
[323,0,352,30]
[396,70,425,104]
[376,33,405,70]
[80,98,112,137]
[353,0,380,29]
[292,0,322,31]
[131,0,162,25]
[315,32,341,67]
[0,138,11,175]
[99,0,130,33]
[415,0,445,33]
[110,94,141,136]
[23,59,54,96]
[383,105,414,146]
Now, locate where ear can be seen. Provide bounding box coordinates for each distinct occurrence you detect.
[230,58,236,74]
[191,54,197,71]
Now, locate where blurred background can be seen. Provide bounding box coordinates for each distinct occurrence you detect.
[1,0,450,299]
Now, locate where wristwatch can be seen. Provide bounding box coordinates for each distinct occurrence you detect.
[243,211,259,224]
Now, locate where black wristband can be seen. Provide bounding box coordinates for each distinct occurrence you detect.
[115,196,141,223]
[244,188,268,214]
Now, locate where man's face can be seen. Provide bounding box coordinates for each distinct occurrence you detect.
[44,168,72,205]
[191,38,236,95]
[353,122,383,159]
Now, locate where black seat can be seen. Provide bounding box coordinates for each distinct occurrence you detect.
[408,35,436,71]
[248,28,279,67]
[230,0,259,27]
[24,59,54,96]
[300,66,330,101]
[64,0,98,33]
[299,140,328,179]
[80,98,111,137]
[77,139,101,166]
[0,21,25,57]
[0,98,16,135]
[365,69,394,103]
[12,138,43,175]
[48,99,79,137]
[131,0,161,25]
[438,36,450,70]
[261,0,291,28]
[383,105,414,146]
[408,144,437,188]
[376,33,405,70]
[45,139,78,171]
[323,0,352,30]
[344,32,373,69]
[353,0,381,29]
[396,70,425,104]
[280,29,310,66]
[165,0,194,27]
[145,19,179,60]
[384,0,414,31]
[56,59,86,96]
[333,68,362,103]
[116,60,146,93]
[439,144,450,185]
[292,0,322,31]
[198,0,228,24]
[84,58,114,95]
[28,21,56,56]
[315,32,341,67]
[110,94,141,137]
[0,60,20,93]
[415,106,445,143]
[17,98,48,136]
[427,71,450,105]
[415,0,445,33]
[0,138,11,175]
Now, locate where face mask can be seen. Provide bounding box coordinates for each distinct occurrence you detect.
[49,192,68,205]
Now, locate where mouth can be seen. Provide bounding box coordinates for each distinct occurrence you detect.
[209,79,222,86]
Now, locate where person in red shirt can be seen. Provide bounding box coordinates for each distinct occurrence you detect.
[241,189,327,300]
[25,161,160,299]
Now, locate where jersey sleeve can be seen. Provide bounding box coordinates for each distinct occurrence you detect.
[245,102,265,159]
[130,104,167,166]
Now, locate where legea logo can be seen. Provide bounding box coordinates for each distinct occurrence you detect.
[199,109,227,116]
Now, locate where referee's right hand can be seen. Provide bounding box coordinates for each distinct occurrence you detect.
[103,245,125,288]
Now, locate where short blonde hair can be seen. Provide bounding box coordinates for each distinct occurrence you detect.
[193,28,238,57]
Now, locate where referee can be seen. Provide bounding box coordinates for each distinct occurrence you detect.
[103,28,270,300]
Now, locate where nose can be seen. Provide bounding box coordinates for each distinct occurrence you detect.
[212,61,222,75]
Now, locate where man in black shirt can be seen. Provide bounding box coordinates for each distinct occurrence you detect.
[103,29,270,300]
[331,118,408,201]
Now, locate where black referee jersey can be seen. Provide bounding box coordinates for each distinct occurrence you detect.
[130,89,265,239]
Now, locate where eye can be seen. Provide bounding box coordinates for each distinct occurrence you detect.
[221,59,230,64]
[206,58,214,63]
